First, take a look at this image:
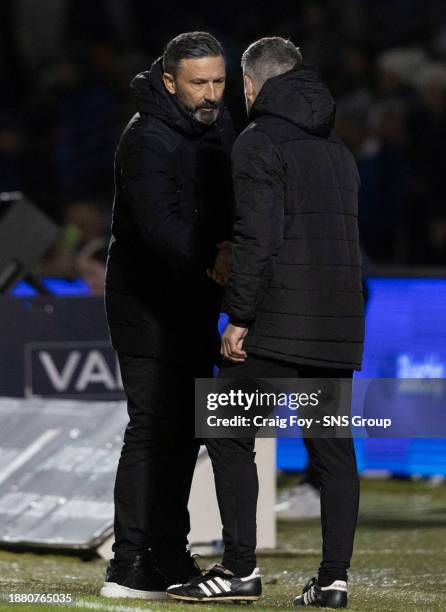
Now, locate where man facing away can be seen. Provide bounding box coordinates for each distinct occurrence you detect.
[102,32,234,600]
[168,38,364,608]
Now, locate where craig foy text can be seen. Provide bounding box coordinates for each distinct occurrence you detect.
[206,415,392,429]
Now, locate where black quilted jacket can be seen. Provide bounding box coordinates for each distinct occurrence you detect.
[224,65,365,370]
[105,59,234,361]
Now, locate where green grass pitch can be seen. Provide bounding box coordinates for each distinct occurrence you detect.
[0,479,445,611]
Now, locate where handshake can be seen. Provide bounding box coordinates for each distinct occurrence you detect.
[206,240,248,363]
[206,240,232,287]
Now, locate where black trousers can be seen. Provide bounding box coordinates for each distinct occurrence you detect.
[112,353,211,562]
[205,355,360,584]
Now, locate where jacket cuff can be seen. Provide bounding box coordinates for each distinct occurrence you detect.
[229,317,252,329]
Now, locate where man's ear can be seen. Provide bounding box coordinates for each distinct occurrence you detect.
[244,74,255,98]
[162,72,176,95]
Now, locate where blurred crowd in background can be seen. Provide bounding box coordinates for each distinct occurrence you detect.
[1,0,446,293]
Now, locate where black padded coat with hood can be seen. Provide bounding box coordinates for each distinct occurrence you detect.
[224,65,364,370]
[105,59,235,363]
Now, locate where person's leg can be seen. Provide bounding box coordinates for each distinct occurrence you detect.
[301,368,359,586]
[113,354,200,562]
[303,436,359,584]
[206,355,296,576]
[205,436,258,576]
[150,433,201,564]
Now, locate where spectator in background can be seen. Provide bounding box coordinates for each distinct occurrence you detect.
[358,100,413,262]
[75,238,108,295]
[11,0,69,73]
[39,196,110,278]
[374,47,427,100]
[20,41,122,219]
[48,42,122,198]
[336,90,374,158]
[11,0,135,74]
[1,2,445,265]
[64,196,110,244]
[409,63,446,262]
[329,41,372,98]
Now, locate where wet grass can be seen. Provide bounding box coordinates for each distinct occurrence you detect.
[0,479,445,611]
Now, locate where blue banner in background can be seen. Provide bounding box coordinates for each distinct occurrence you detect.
[276,278,446,476]
[357,278,446,379]
[5,277,446,476]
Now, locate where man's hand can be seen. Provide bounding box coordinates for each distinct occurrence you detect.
[207,241,232,286]
[221,323,248,363]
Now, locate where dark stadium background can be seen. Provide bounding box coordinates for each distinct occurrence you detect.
[1,0,445,266]
[0,2,446,610]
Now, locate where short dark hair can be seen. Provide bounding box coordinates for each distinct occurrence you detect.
[163,31,224,76]
[242,37,303,92]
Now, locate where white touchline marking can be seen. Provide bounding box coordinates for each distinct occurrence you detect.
[270,547,437,556]
[0,429,60,485]
[76,600,152,612]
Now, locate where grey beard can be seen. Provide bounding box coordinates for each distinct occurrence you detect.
[193,107,220,125]
[176,92,222,126]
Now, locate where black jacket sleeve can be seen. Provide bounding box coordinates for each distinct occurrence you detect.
[224,127,285,326]
[119,132,198,271]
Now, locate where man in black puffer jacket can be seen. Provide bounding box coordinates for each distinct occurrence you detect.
[102,32,234,600]
[224,50,364,368]
[169,38,364,608]
[222,38,364,608]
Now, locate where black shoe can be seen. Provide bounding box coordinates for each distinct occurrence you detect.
[158,550,203,586]
[100,553,169,600]
[294,577,348,608]
[167,563,262,603]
